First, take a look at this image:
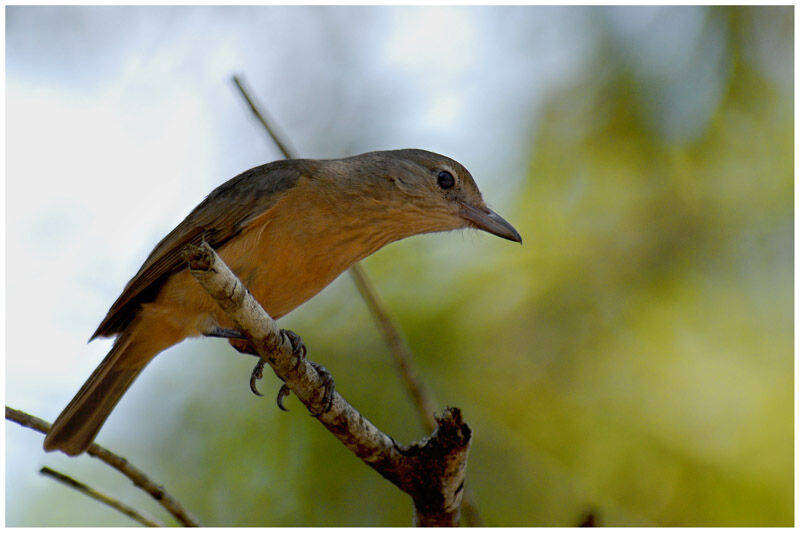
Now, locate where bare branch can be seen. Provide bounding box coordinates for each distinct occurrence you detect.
[5,406,200,527]
[232,76,295,160]
[39,466,163,527]
[184,242,471,526]
[348,264,439,433]
[229,75,483,525]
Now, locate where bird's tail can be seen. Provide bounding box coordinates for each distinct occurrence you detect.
[43,330,151,456]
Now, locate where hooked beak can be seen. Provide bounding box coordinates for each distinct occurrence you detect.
[459,201,522,244]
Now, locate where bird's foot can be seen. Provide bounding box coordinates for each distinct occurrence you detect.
[274,330,334,416]
[250,359,266,397]
[247,328,308,403]
[281,329,307,362]
[203,326,248,340]
[273,329,306,410]
[307,360,335,417]
[276,383,292,411]
[206,326,333,414]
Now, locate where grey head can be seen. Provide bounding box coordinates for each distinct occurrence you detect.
[328,149,522,244]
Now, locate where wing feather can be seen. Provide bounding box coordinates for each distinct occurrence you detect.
[91,160,308,339]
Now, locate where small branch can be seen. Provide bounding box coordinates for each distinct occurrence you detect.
[5,406,200,527]
[40,467,163,527]
[232,76,295,160]
[348,264,438,433]
[184,242,471,526]
[351,266,491,525]
[230,74,483,525]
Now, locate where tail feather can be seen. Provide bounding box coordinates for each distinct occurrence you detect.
[44,333,148,456]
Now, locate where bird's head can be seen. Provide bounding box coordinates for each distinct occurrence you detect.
[340,149,522,244]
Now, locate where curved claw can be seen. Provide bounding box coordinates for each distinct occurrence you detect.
[250,359,266,397]
[277,384,291,411]
[308,361,335,417]
[280,329,307,359]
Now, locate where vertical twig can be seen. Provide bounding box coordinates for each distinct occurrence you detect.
[348,264,438,433]
[40,467,164,527]
[230,74,483,525]
[232,76,295,160]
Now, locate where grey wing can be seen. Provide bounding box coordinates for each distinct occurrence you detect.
[90,160,306,339]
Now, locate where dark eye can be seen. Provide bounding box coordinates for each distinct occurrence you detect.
[437,170,455,189]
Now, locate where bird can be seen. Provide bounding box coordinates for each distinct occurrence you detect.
[43,149,521,456]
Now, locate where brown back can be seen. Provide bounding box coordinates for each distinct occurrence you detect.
[91,160,308,339]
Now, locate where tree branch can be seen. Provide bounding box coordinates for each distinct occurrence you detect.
[230,74,483,525]
[232,76,295,160]
[5,406,200,527]
[348,264,439,433]
[183,242,471,526]
[40,467,164,527]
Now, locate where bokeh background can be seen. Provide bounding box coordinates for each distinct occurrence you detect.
[5,5,793,526]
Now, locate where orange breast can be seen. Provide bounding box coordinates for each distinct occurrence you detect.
[139,176,390,339]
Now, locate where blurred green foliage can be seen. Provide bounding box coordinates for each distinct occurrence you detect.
[15,6,791,527]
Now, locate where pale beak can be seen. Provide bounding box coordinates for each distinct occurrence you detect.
[459,202,522,243]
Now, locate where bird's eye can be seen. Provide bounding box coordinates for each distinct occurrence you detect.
[437,170,455,189]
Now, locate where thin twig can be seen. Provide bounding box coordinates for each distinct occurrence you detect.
[184,242,471,526]
[348,264,438,433]
[232,76,295,160]
[230,74,483,525]
[5,406,200,527]
[40,466,163,527]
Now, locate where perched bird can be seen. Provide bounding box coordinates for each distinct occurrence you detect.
[43,149,521,456]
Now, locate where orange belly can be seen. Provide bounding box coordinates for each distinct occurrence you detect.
[135,177,394,348]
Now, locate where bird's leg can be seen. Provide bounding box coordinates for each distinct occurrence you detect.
[220,336,269,398]
[203,326,260,358]
[202,326,258,357]
[201,326,270,396]
[203,326,248,340]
